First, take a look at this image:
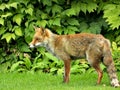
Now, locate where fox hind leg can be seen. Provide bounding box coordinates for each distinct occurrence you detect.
[92,63,103,84]
[87,56,103,85]
[86,49,103,85]
[103,55,120,87]
[102,39,120,87]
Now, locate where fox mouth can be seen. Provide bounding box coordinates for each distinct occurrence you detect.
[29,43,42,48]
[29,44,35,48]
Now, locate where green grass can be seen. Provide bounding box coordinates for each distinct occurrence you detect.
[0,72,120,90]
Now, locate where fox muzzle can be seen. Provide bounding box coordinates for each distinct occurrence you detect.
[29,44,35,48]
[29,42,42,48]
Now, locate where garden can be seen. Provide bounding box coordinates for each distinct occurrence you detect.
[0,0,120,89]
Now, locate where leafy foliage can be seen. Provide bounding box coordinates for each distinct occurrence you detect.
[103,4,120,29]
[112,42,120,71]
[0,0,120,74]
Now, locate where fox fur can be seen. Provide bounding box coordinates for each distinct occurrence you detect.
[29,27,120,87]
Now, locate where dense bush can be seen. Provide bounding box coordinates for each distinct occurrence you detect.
[0,0,120,74]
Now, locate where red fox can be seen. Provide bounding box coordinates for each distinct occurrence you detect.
[29,26,120,87]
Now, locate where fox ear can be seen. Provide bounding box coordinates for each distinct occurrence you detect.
[33,25,38,30]
[44,29,51,37]
[33,25,42,32]
[33,25,45,34]
[41,27,46,34]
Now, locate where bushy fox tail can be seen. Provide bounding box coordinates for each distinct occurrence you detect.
[103,39,120,87]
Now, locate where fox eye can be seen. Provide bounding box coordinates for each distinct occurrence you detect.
[35,37,42,41]
[36,37,40,40]
[36,38,38,40]
[34,36,38,40]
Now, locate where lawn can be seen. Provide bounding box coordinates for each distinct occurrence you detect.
[0,72,120,90]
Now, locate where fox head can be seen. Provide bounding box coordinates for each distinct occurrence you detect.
[29,26,52,48]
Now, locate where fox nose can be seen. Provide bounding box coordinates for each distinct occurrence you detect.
[29,43,35,48]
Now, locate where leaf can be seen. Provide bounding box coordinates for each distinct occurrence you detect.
[36,20,47,27]
[2,33,11,42]
[23,57,32,70]
[52,18,61,26]
[67,26,78,31]
[63,26,78,34]
[63,8,76,16]
[52,0,59,3]
[79,22,89,32]
[89,22,101,34]
[45,6,52,14]
[10,61,24,72]
[103,4,120,29]
[67,18,79,25]
[5,2,18,9]
[1,33,16,43]
[9,2,18,9]
[41,13,48,19]
[86,2,98,13]
[67,26,78,34]
[79,63,89,68]
[36,62,46,69]
[72,1,98,14]
[1,12,12,18]
[71,1,81,15]
[48,19,53,26]
[13,26,23,36]
[17,41,31,52]
[13,14,23,25]
[112,42,118,51]
[25,7,33,16]
[45,52,58,61]
[64,28,69,34]
[80,3,87,14]
[50,67,57,72]
[0,27,6,35]
[48,18,61,26]
[56,27,63,35]
[52,4,62,16]
[42,0,52,6]
[57,68,63,75]
[115,36,120,42]
[0,18,4,25]
[0,4,6,10]
[100,63,106,71]
[71,65,80,73]
[11,33,16,40]
[103,4,116,10]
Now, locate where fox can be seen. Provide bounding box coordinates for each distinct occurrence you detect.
[29,26,120,87]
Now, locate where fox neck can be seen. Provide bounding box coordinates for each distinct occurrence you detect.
[44,33,58,56]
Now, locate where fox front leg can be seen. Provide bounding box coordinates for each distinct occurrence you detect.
[63,60,71,83]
